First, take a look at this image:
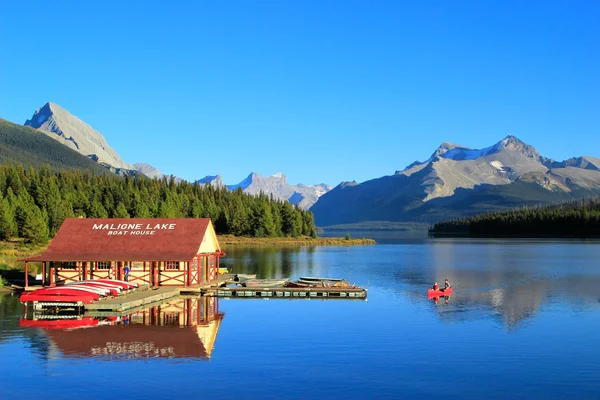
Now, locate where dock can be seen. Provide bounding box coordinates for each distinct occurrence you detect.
[180,285,367,299]
[82,286,179,312]
[23,275,367,312]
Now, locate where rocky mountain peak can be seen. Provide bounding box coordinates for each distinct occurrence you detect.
[493,135,538,157]
[196,175,225,188]
[24,102,134,172]
[431,142,463,158]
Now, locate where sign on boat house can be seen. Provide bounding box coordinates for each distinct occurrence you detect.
[21,218,225,287]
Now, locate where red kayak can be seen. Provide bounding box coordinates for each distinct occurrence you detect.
[427,287,453,297]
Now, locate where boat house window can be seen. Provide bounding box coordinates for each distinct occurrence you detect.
[97,261,111,270]
[164,313,180,325]
[62,262,77,270]
[132,261,144,271]
[165,261,179,270]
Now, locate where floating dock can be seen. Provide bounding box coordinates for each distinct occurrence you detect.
[180,286,367,299]
[84,286,179,312]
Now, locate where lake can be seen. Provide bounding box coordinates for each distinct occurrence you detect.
[2,235,600,400]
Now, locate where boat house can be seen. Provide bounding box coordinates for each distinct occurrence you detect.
[21,218,225,288]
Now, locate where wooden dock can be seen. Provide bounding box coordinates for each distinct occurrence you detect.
[180,285,368,299]
[84,286,179,312]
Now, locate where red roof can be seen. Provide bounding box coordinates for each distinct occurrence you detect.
[21,218,216,262]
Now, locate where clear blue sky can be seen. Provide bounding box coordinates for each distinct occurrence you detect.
[1,1,598,186]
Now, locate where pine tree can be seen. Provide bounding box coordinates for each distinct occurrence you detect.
[113,202,130,218]
[21,203,48,244]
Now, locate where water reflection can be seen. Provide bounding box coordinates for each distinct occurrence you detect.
[19,296,223,360]
[220,247,317,279]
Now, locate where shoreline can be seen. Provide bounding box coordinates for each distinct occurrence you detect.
[0,235,376,271]
[217,234,376,247]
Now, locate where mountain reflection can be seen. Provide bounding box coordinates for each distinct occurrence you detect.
[407,265,600,330]
[20,296,223,360]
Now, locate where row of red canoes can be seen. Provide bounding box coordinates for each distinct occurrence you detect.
[20,279,139,304]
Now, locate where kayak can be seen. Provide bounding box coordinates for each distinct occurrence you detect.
[427,287,453,297]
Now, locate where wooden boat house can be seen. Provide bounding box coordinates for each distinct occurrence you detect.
[21,218,225,288]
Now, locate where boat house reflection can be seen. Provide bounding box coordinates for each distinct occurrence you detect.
[21,296,224,360]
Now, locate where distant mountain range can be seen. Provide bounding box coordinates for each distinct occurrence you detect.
[310,135,600,226]
[194,172,331,209]
[16,102,330,209]
[12,102,600,222]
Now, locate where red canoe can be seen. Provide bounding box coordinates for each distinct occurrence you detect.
[427,287,453,297]
[20,292,98,304]
[20,317,100,329]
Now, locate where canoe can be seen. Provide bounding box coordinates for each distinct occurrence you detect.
[299,277,345,282]
[20,292,98,304]
[243,279,289,288]
[69,280,125,290]
[69,283,120,296]
[427,287,453,297]
[23,287,102,299]
[298,279,350,287]
[20,317,100,330]
[91,279,138,289]
[68,281,123,294]
[45,285,111,297]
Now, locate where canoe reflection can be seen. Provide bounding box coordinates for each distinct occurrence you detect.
[430,295,451,305]
[20,296,224,360]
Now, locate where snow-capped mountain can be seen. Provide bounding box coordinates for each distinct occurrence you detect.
[311,135,600,226]
[395,135,547,201]
[25,102,135,175]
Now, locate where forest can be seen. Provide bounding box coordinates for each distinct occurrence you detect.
[0,163,317,244]
[429,198,600,237]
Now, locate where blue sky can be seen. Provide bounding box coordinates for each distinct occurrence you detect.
[1,1,598,186]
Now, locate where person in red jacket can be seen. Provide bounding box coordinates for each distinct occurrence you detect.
[432,282,439,291]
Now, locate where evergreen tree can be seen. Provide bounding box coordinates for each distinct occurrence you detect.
[113,202,130,218]
[21,203,48,243]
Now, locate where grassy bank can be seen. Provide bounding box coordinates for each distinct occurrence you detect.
[218,234,376,247]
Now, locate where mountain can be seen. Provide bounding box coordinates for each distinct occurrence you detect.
[134,163,184,183]
[0,118,112,175]
[133,163,164,179]
[311,135,600,226]
[196,175,225,188]
[24,102,136,176]
[224,172,331,209]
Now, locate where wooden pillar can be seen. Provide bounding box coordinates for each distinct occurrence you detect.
[83,262,88,281]
[24,262,29,288]
[185,262,190,286]
[41,262,46,286]
[183,261,187,287]
[50,265,55,286]
[153,262,159,288]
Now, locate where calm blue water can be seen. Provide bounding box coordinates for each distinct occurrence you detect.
[2,235,600,400]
